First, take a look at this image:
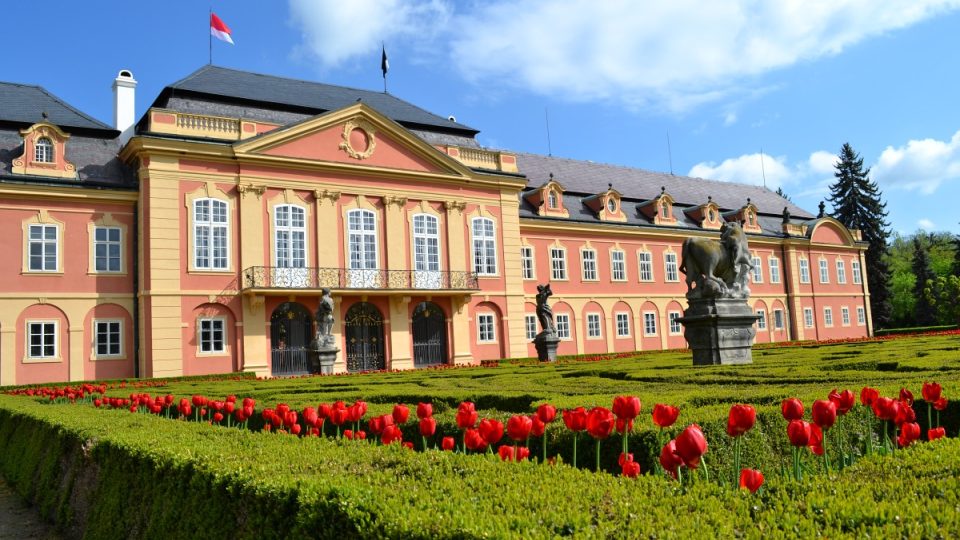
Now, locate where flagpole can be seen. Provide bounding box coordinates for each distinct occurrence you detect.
[208,8,212,65]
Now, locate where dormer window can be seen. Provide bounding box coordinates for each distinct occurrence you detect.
[606,198,617,213]
[35,137,54,163]
[708,209,716,222]
[548,190,558,209]
[660,202,669,219]
[747,212,756,226]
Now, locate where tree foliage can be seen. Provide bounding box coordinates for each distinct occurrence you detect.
[888,231,959,326]
[828,143,892,328]
[911,235,937,325]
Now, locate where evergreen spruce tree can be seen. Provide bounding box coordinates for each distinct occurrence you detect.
[911,235,937,326]
[827,143,893,328]
[775,187,792,202]
[952,230,960,277]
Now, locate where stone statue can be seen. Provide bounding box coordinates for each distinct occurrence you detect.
[679,222,754,300]
[535,284,555,335]
[315,288,335,347]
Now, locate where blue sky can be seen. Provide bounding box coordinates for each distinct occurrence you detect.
[7,1,960,233]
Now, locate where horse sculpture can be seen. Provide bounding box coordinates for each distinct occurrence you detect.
[679,222,754,299]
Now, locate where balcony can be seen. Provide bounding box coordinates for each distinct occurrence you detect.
[441,146,519,173]
[145,108,260,141]
[241,266,479,294]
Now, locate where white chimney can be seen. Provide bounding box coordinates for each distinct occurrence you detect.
[112,69,137,145]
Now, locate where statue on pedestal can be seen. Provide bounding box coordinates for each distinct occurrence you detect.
[309,288,339,374]
[679,222,754,300]
[533,283,560,362]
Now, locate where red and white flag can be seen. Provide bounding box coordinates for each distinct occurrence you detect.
[210,13,234,44]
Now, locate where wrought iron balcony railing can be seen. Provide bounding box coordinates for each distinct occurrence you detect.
[242,266,479,291]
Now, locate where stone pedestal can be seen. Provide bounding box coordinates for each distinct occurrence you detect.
[309,338,339,375]
[534,331,560,362]
[678,298,759,366]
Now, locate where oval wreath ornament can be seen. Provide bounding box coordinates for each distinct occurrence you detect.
[339,120,377,160]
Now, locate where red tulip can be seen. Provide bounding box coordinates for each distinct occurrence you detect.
[562,407,588,432]
[343,429,354,440]
[895,403,916,426]
[651,404,680,428]
[934,397,948,411]
[290,423,302,435]
[464,428,487,451]
[860,387,879,406]
[402,441,414,450]
[381,424,403,445]
[811,400,837,430]
[726,404,756,437]
[787,420,812,447]
[739,468,764,493]
[369,416,385,435]
[619,453,641,478]
[781,398,804,421]
[898,422,921,447]
[330,406,349,426]
[612,396,642,420]
[586,407,615,440]
[224,402,235,415]
[441,436,455,451]
[356,430,367,440]
[615,418,633,435]
[922,382,943,403]
[347,401,367,423]
[507,415,533,442]
[213,412,224,423]
[675,424,708,468]
[536,404,557,424]
[498,445,515,461]
[478,418,504,445]
[419,417,437,437]
[928,427,946,441]
[242,397,255,409]
[828,389,856,415]
[531,416,546,437]
[192,395,207,407]
[416,402,433,419]
[302,407,319,427]
[808,424,823,455]
[456,401,478,429]
[872,397,899,421]
[317,403,332,420]
[899,388,914,406]
[660,439,683,478]
[392,404,410,424]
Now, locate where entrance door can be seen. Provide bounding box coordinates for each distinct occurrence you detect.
[344,302,385,372]
[412,302,447,367]
[270,302,313,376]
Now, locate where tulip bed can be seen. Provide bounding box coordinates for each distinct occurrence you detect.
[0,332,959,538]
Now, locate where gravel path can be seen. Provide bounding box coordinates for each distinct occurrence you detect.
[0,480,61,540]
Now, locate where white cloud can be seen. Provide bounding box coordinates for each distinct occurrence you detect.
[448,0,960,111]
[918,218,937,230]
[688,153,790,189]
[872,131,960,194]
[723,112,738,127]
[288,0,450,67]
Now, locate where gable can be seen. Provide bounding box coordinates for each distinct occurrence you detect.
[234,104,468,177]
[809,220,853,246]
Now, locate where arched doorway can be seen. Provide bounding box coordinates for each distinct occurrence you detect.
[345,302,385,372]
[270,302,313,376]
[412,301,447,367]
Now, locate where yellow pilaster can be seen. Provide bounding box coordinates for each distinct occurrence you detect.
[499,190,528,358]
[240,296,269,376]
[389,296,413,369]
[451,296,472,364]
[315,190,341,268]
[785,246,805,341]
[332,296,347,373]
[384,196,408,271]
[444,201,467,273]
[68,325,84,381]
[0,318,16,386]
[237,183,268,375]
[859,249,874,337]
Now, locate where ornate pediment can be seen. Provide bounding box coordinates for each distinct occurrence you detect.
[524,174,569,217]
[637,186,676,225]
[684,196,723,230]
[583,183,626,222]
[12,122,77,179]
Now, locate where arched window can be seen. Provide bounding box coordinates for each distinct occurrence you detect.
[606,197,617,213]
[194,198,228,269]
[34,137,54,163]
[471,217,497,275]
[274,205,306,268]
[547,190,558,209]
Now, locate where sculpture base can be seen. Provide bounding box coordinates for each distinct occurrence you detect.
[534,332,560,362]
[678,298,759,366]
[310,347,339,375]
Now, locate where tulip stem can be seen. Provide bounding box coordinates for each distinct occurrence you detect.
[422,435,427,452]
[700,455,709,483]
[732,436,741,487]
[543,433,548,463]
[822,429,831,472]
[937,410,941,429]
[927,403,933,440]
[595,439,602,472]
[572,433,578,468]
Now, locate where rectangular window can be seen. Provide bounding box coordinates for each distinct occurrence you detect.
[643,312,657,336]
[836,260,847,284]
[852,260,862,285]
[819,259,829,283]
[521,247,535,280]
[27,321,57,358]
[581,249,597,281]
[756,310,767,330]
[194,199,229,270]
[824,307,833,327]
[555,314,570,339]
[751,256,763,283]
[799,259,810,284]
[199,318,226,353]
[804,308,814,328]
[477,313,495,343]
[857,306,866,325]
[664,253,679,282]
[769,257,780,284]
[841,307,850,326]
[471,218,497,275]
[28,224,58,271]
[774,309,784,330]
[94,226,122,272]
[551,248,567,280]
[586,313,602,338]
[94,320,122,357]
[638,252,653,281]
[668,312,682,335]
[615,312,630,337]
[611,250,626,281]
[524,314,537,340]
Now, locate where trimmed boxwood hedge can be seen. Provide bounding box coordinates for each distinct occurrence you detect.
[1,394,959,538]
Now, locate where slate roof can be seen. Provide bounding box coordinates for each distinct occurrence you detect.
[153,65,479,136]
[0,82,115,134]
[515,152,813,219]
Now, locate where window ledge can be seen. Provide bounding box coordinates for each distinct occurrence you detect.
[22,271,64,276]
[22,356,62,364]
[91,355,127,361]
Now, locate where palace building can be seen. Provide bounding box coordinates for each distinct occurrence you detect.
[0,66,872,385]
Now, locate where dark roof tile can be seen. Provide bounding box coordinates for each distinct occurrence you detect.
[0,82,114,133]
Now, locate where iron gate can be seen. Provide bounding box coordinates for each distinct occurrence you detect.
[270,302,313,376]
[412,302,447,367]
[345,302,385,372]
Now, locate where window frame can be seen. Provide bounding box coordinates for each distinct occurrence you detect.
[841,306,850,326]
[580,248,597,281]
[803,308,814,328]
[664,252,679,282]
[26,320,58,361]
[274,204,308,269]
[610,250,626,281]
[586,313,602,339]
[193,198,230,271]
[638,251,654,282]
[615,312,630,337]
[819,259,830,284]
[520,246,535,280]
[555,313,571,340]
[198,317,227,355]
[773,309,784,330]
[852,260,862,285]
[643,312,658,336]
[471,217,498,276]
[824,307,834,327]
[524,314,537,340]
[756,309,767,330]
[547,190,558,209]
[550,247,568,281]
[856,306,866,325]
[668,311,682,335]
[768,256,781,284]
[27,223,59,272]
[34,137,54,163]
[93,319,123,359]
[477,313,496,343]
[411,213,441,273]
[93,225,122,273]
[751,256,763,283]
[799,258,810,284]
[836,259,847,284]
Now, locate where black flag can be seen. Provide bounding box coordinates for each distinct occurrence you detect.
[381,44,389,78]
